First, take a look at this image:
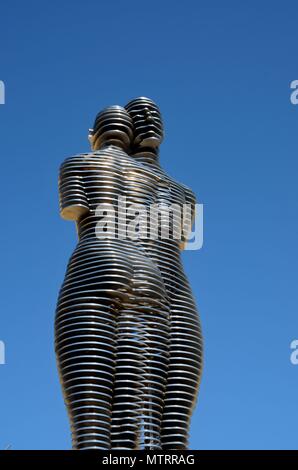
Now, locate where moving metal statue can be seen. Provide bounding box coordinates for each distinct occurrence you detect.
[55,97,203,450]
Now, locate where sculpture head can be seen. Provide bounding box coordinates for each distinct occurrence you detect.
[125,97,164,150]
[88,105,133,152]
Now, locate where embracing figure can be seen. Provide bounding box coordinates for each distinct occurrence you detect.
[55,98,203,450]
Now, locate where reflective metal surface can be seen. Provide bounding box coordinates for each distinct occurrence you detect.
[55,99,203,450]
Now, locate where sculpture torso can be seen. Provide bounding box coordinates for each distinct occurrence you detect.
[63,145,194,256]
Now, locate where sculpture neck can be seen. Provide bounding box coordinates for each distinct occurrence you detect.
[131,147,161,167]
[93,140,129,152]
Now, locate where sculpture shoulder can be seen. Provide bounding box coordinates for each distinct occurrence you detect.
[59,153,113,179]
[60,149,133,173]
[60,151,113,167]
[60,154,90,173]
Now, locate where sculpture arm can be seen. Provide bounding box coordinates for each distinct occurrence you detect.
[59,155,90,221]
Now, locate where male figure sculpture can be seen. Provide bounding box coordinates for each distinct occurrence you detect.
[55,99,203,450]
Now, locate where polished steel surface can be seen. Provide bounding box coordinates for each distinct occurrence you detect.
[55,99,203,450]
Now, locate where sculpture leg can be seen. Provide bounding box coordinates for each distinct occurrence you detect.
[140,303,170,449]
[111,252,170,449]
[55,240,136,449]
[160,291,203,450]
[110,303,146,449]
[55,295,118,449]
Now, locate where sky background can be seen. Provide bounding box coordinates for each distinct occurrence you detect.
[0,0,297,450]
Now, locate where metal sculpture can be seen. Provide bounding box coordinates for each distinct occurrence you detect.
[55,98,203,450]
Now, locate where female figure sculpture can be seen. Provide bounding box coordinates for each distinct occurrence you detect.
[55,99,203,450]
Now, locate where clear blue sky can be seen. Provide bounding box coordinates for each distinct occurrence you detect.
[0,0,297,450]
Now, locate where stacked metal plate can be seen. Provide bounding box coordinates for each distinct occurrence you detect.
[55,99,203,450]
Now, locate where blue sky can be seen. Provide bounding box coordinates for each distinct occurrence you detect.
[0,0,297,450]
